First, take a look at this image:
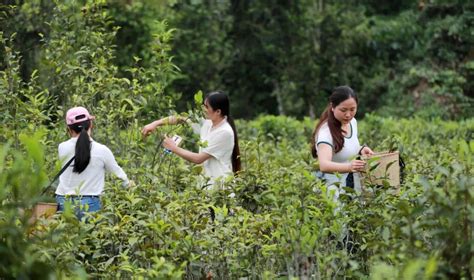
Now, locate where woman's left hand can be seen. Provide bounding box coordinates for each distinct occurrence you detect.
[360,146,374,156]
[162,136,177,152]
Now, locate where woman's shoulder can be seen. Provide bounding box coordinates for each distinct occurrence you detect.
[90,141,112,152]
[211,121,234,139]
[223,121,235,133]
[350,118,358,132]
[318,121,330,133]
[58,139,69,146]
[58,138,76,148]
[201,119,212,128]
[316,122,332,143]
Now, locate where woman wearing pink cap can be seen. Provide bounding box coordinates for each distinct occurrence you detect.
[55,106,129,219]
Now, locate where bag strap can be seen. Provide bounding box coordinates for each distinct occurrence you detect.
[399,154,406,184]
[41,156,75,195]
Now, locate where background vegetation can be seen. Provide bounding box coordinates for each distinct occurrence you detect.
[0,0,473,279]
[1,0,473,120]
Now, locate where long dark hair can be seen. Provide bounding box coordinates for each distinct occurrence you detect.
[68,120,91,173]
[311,86,358,158]
[205,91,241,173]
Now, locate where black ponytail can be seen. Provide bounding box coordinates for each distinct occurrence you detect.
[68,120,91,173]
[227,116,241,173]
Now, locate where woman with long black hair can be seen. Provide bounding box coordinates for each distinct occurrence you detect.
[311,86,374,200]
[55,107,129,219]
[142,91,241,187]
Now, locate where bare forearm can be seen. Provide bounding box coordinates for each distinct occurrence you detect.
[143,116,186,137]
[319,160,351,173]
[156,115,185,126]
[172,147,208,164]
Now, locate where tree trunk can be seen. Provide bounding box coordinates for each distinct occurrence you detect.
[274,80,286,115]
[308,101,315,120]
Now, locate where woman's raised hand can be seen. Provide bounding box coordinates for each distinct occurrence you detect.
[162,136,177,152]
[141,120,160,138]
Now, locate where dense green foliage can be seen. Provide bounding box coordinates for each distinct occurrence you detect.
[166,0,474,119]
[1,110,473,278]
[0,1,473,279]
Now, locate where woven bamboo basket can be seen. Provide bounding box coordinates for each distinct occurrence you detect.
[360,151,400,191]
[29,202,57,223]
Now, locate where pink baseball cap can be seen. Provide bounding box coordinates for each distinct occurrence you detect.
[65,106,95,125]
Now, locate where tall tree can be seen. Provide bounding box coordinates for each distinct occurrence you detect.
[168,0,233,109]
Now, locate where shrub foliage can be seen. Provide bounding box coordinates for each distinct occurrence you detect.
[0,1,473,279]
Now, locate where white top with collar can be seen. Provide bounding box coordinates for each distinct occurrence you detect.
[314,118,363,194]
[197,118,234,185]
[316,118,361,163]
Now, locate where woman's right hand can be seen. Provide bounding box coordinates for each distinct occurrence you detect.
[349,159,366,172]
[141,121,159,138]
[162,136,178,152]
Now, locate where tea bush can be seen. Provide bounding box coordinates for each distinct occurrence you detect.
[1,112,472,278]
[1,2,473,279]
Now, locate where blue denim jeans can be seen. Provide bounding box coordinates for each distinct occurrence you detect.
[56,195,101,220]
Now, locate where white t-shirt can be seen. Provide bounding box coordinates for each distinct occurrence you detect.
[55,138,129,196]
[197,118,234,185]
[316,118,361,163]
[315,118,362,194]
